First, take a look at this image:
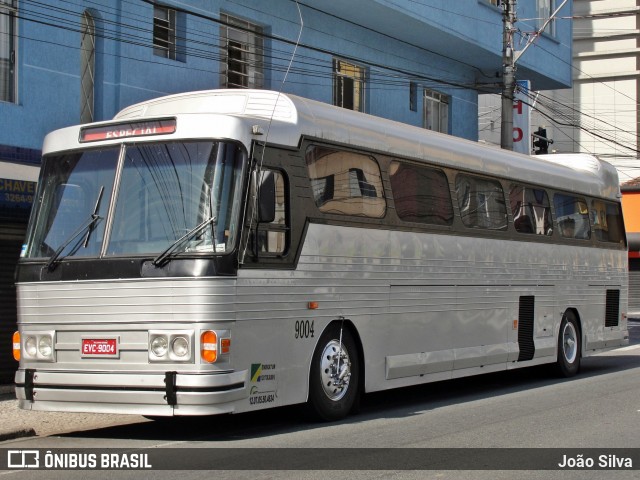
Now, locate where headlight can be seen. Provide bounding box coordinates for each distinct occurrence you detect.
[20,331,56,362]
[172,336,189,358]
[38,336,53,358]
[25,336,37,358]
[150,335,168,357]
[148,331,193,363]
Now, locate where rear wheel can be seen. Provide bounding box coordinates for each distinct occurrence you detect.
[308,324,360,421]
[556,311,581,377]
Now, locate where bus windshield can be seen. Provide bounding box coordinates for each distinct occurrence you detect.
[26,141,246,260]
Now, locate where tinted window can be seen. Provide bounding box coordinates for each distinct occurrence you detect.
[390,161,453,225]
[255,169,288,254]
[108,142,245,255]
[509,184,552,235]
[27,148,119,258]
[554,193,591,240]
[591,200,625,244]
[306,146,385,218]
[455,174,507,230]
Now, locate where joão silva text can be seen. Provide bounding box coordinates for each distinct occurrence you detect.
[558,454,632,469]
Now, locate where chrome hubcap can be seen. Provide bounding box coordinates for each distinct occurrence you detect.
[562,321,578,364]
[319,340,351,401]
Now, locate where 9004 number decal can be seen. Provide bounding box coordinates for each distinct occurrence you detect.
[295,320,314,339]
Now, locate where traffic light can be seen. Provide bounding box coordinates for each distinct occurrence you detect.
[533,127,549,155]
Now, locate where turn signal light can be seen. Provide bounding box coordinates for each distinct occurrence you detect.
[12,331,20,361]
[201,330,218,363]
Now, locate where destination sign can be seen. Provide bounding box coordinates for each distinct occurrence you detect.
[80,119,176,143]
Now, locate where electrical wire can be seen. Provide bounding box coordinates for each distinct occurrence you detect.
[9,1,487,98]
[7,0,640,167]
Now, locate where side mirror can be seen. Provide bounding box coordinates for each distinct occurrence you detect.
[258,171,276,223]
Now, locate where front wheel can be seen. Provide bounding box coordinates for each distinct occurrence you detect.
[556,311,581,377]
[308,324,360,421]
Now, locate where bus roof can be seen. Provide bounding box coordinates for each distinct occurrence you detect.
[48,89,621,201]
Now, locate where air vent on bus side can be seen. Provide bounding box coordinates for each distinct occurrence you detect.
[605,289,620,327]
[517,296,535,361]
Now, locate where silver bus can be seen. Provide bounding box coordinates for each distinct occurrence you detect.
[13,90,629,420]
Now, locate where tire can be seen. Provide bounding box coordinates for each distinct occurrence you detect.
[308,323,360,421]
[556,311,581,377]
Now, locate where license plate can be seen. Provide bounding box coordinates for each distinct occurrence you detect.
[81,338,119,358]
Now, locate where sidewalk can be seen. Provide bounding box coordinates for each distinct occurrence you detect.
[0,386,144,441]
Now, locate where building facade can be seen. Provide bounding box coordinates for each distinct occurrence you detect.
[0,0,573,382]
[2,0,573,151]
[547,0,639,183]
[480,0,639,185]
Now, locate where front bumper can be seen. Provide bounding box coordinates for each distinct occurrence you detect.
[15,368,248,416]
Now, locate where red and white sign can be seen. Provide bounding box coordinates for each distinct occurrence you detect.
[81,338,118,357]
[80,119,176,143]
[513,80,531,155]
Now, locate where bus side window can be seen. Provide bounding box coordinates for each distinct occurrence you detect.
[389,160,453,226]
[554,193,591,240]
[305,145,386,218]
[509,184,552,236]
[255,169,288,254]
[591,200,625,245]
[455,174,507,231]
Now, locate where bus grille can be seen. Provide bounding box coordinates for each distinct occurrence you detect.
[605,289,620,327]
[517,296,535,361]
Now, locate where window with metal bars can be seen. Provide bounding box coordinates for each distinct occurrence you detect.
[220,14,264,89]
[0,0,17,103]
[153,5,177,60]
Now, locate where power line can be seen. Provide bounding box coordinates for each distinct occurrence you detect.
[514,28,640,109]
[289,0,495,78]
[517,90,640,156]
[14,0,640,159]
[480,86,640,163]
[9,0,492,101]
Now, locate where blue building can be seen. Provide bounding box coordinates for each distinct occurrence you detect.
[0,0,572,380]
[1,0,572,150]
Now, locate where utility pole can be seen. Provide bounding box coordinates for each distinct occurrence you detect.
[500,0,517,150]
[500,0,568,151]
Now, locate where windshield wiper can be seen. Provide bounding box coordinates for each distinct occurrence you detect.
[152,216,217,267]
[46,186,105,271]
